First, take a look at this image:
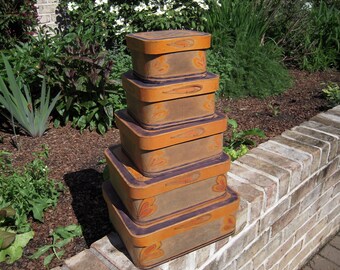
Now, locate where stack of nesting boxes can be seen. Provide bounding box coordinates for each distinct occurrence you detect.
[103,30,240,269]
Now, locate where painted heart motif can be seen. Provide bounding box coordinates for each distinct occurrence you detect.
[139,242,164,264]
[212,175,227,192]
[148,152,168,170]
[193,51,206,70]
[203,95,214,111]
[150,104,169,121]
[137,197,157,219]
[151,56,169,74]
[223,216,236,232]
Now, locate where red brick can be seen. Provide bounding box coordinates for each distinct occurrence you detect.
[259,198,289,233]
[236,230,269,268]
[238,155,290,199]
[272,136,321,175]
[259,141,312,184]
[282,130,329,168]
[230,163,277,209]
[253,232,282,269]
[64,250,111,270]
[293,126,338,161]
[266,236,294,269]
[228,175,263,222]
[290,174,317,206]
[278,240,303,269]
[271,203,300,237]
[248,147,302,191]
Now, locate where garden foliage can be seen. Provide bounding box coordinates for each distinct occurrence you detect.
[0,55,60,137]
[223,119,266,161]
[0,147,63,264]
[0,0,38,50]
[0,0,339,134]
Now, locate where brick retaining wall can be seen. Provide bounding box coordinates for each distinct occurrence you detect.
[57,106,340,270]
[35,0,59,29]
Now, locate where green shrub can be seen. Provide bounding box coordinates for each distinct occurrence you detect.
[301,1,340,71]
[30,224,82,267]
[0,147,62,264]
[205,0,292,98]
[0,30,129,134]
[322,82,340,106]
[223,119,266,161]
[0,55,60,137]
[263,0,340,71]
[57,0,217,47]
[0,0,38,50]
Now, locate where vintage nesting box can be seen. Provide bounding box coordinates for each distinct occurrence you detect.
[105,146,231,223]
[126,30,211,82]
[103,30,240,269]
[103,181,239,269]
[115,110,227,177]
[123,72,219,129]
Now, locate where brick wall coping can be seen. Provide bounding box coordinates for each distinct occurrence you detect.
[53,105,340,270]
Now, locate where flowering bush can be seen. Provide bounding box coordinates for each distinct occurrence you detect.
[57,0,221,47]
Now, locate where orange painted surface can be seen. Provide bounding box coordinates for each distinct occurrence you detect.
[122,72,219,102]
[104,146,230,199]
[115,110,227,151]
[126,30,211,54]
[102,181,239,247]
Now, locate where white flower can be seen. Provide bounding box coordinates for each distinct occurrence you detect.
[302,2,313,10]
[134,2,148,12]
[216,0,221,7]
[110,5,120,14]
[67,2,79,11]
[95,0,108,7]
[175,6,185,12]
[193,0,209,10]
[154,7,165,16]
[116,17,125,26]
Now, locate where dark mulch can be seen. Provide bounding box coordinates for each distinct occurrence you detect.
[0,69,339,270]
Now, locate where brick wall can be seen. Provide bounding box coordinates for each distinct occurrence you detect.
[58,106,340,270]
[35,0,59,29]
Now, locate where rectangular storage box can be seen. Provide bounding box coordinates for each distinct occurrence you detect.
[105,146,231,224]
[115,110,227,177]
[126,30,211,83]
[123,72,219,129]
[102,181,239,269]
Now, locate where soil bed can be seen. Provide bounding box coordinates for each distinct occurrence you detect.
[0,69,339,270]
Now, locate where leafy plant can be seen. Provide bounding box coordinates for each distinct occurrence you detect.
[0,230,34,264]
[57,0,218,47]
[0,147,62,264]
[30,224,82,267]
[322,82,340,106]
[268,103,281,117]
[223,119,266,161]
[205,0,292,98]
[0,55,60,137]
[53,37,128,134]
[0,0,38,50]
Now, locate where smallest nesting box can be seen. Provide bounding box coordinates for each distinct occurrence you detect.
[126,30,211,83]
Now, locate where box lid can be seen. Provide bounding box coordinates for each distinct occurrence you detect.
[126,30,211,54]
[102,181,239,245]
[105,146,230,199]
[122,71,219,102]
[115,109,227,150]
